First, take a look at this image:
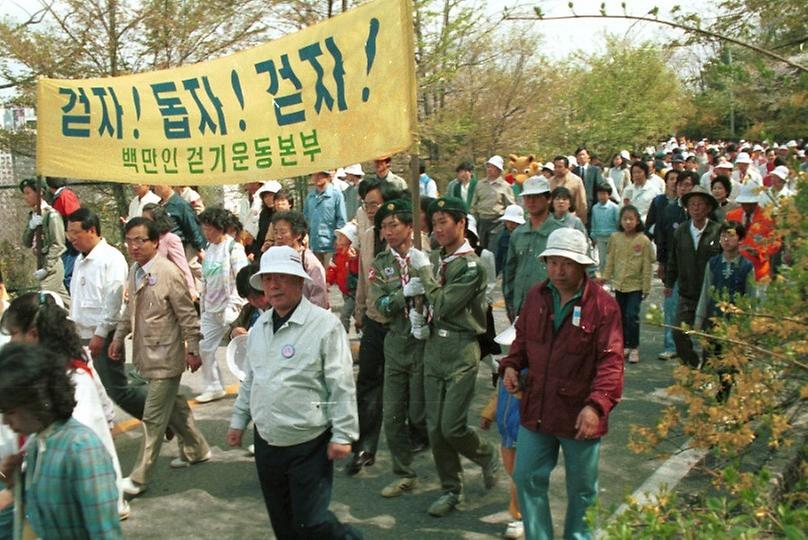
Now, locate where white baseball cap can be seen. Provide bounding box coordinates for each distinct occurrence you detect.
[334,167,347,179]
[542,161,555,171]
[486,155,504,171]
[250,246,310,289]
[752,144,764,152]
[735,152,753,164]
[344,163,365,176]
[335,222,358,245]
[538,228,595,266]
[256,180,282,197]
[786,140,798,148]
[567,155,578,167]
[735,183,761,204]
[519,176,551,197]
[497,204,526,225]
[619,150,631,161]
[770,165,789,180]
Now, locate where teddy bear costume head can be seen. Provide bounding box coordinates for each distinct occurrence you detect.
[504,154,540,186]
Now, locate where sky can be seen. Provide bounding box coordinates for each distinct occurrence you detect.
[485,0,711,60]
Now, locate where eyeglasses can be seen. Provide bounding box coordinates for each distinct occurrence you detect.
[363,201,382,210]
[124,236,151,246]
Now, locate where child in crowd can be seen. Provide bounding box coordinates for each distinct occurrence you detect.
[695,220,756,399]
[480,364,525,540]
[230,262,270,340]
[604,205,654,364]
[494,204,525,276]
[467,216,501,366]
[589,184,620,277]
[550,186,586,233]
[326,223,360,332]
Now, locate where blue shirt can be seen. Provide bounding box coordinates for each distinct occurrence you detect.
[590,200,620,238]
[304,184,347,253]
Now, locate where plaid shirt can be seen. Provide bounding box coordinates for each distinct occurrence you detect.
[23,418,121,540]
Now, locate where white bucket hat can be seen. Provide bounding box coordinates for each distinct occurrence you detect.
[734,183,761,204]
[715,160,734,170]
[344,163,365,176]
[226,334,248,382]
[494,319,517,346]
[335,222,358,245]
[486,155,504,171]
[519,176,551,197]
[256,180,282,197]
[538,228,595,266]
[497,204,526,224]
[735,152,753,164]
[770,165,789,180]
[334,167,347,179]
[250,246,310,289]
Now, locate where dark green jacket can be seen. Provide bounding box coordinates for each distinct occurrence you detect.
[416,247,486,335]
[665,219,722,300]
[164,193,205,250]
[369,249,411,336]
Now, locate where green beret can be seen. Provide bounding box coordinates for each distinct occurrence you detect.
[374,198,412,228]
[427,196,468,219]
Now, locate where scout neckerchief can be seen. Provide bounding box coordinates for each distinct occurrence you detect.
[390,246,411,316]
[439,239,473,285]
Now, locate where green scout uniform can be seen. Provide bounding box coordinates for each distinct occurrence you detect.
[415,232,495,495]
[369,247,428,479]
[22,205,70,306]
[502,215,563,317]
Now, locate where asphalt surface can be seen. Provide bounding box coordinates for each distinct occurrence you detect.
[116,280,680,539]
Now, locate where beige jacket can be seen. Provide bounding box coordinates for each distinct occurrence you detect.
[604,232,654,295]
[113,254,201,379]
[470,176,516,219]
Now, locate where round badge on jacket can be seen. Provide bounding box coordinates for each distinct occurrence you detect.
[281,344,295,358]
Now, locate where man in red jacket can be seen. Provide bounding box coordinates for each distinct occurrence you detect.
[500,227,624,540]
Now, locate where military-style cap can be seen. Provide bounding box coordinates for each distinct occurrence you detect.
[427,196,468,219]
[374,198,412,228]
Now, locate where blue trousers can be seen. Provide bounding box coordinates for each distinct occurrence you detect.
[514,427,600,540]
[615,290,642,349]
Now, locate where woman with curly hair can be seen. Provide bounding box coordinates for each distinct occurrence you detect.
[195,207,250,404]
[271,210,329,309]
[1,292,129,520]
[0,343,121,539]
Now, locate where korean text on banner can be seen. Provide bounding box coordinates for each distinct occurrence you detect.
[36,0,416,184]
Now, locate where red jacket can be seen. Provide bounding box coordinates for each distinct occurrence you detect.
[326,248,359,296]
[51,187,81,218]
[499,278,624,439]
[725,206,780,281]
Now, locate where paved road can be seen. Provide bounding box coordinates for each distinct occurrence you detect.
[116,281,680,539]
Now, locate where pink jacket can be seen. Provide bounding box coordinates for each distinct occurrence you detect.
[158,232,198,298]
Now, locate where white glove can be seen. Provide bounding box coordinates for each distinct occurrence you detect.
[28,213,43,230]
[33,268,47,281]
[408,248,431,270]
[403,277,425,297]
[409,308,426,328]
[411,322,430,340]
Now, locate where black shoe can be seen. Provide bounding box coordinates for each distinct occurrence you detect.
[411,441,429,454]
[345,451,375,476]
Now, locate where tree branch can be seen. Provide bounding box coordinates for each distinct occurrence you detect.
[504,12,808,73]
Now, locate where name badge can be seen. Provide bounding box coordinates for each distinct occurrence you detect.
[467,261,477,268]
[572,306,582,327]
[147,275,157,286]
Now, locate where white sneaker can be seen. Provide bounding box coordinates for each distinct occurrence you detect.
[504,520,524,539]
[170,450,212,469]
[121,477,147,497]
[195,390,226,403]
[247,444,255,456]
[118,500,131,521]
[628,348,640,363]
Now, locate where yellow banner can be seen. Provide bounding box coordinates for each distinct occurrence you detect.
[36,0,416,184]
